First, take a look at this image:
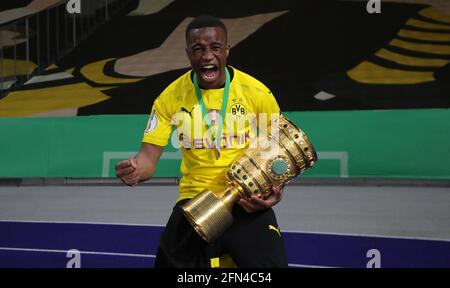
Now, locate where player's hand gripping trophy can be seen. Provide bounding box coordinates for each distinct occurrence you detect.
[182,115,318,243]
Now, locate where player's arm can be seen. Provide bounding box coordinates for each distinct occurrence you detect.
[116,89,173,186]
[115,142,164,186]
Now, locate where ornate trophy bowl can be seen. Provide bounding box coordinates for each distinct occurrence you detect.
[181,115,318,243]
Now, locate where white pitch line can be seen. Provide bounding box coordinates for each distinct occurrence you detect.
[288,263,337,268]
[0,219,165,227]
[281,228,450,242]
[0,247,155,258]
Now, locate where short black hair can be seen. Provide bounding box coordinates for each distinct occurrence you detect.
[186,15,227,39]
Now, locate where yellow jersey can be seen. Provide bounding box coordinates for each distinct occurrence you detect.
[142,66,280,202]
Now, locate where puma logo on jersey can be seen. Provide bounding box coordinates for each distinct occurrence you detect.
[181,106,194,118]
[268,225,281,237]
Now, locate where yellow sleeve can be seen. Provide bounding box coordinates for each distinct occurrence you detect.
[256,84,281,128]
[259,88,280,115]
[142,94,173,147]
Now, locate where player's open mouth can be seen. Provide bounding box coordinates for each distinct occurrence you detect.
[200,64,219,82]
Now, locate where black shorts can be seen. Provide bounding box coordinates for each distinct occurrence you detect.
[154,199,288,268]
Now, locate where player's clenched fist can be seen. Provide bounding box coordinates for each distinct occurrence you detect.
[115,158,140,186]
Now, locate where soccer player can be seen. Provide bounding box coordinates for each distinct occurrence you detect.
[116,15,288,268]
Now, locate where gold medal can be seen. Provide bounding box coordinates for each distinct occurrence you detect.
[212,136,221,160]
[214,148,221,160]
[214,146,221,160]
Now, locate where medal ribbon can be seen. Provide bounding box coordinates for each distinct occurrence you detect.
[193,67,230,151]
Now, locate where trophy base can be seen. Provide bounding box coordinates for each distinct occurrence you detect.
[181,189,234,244]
